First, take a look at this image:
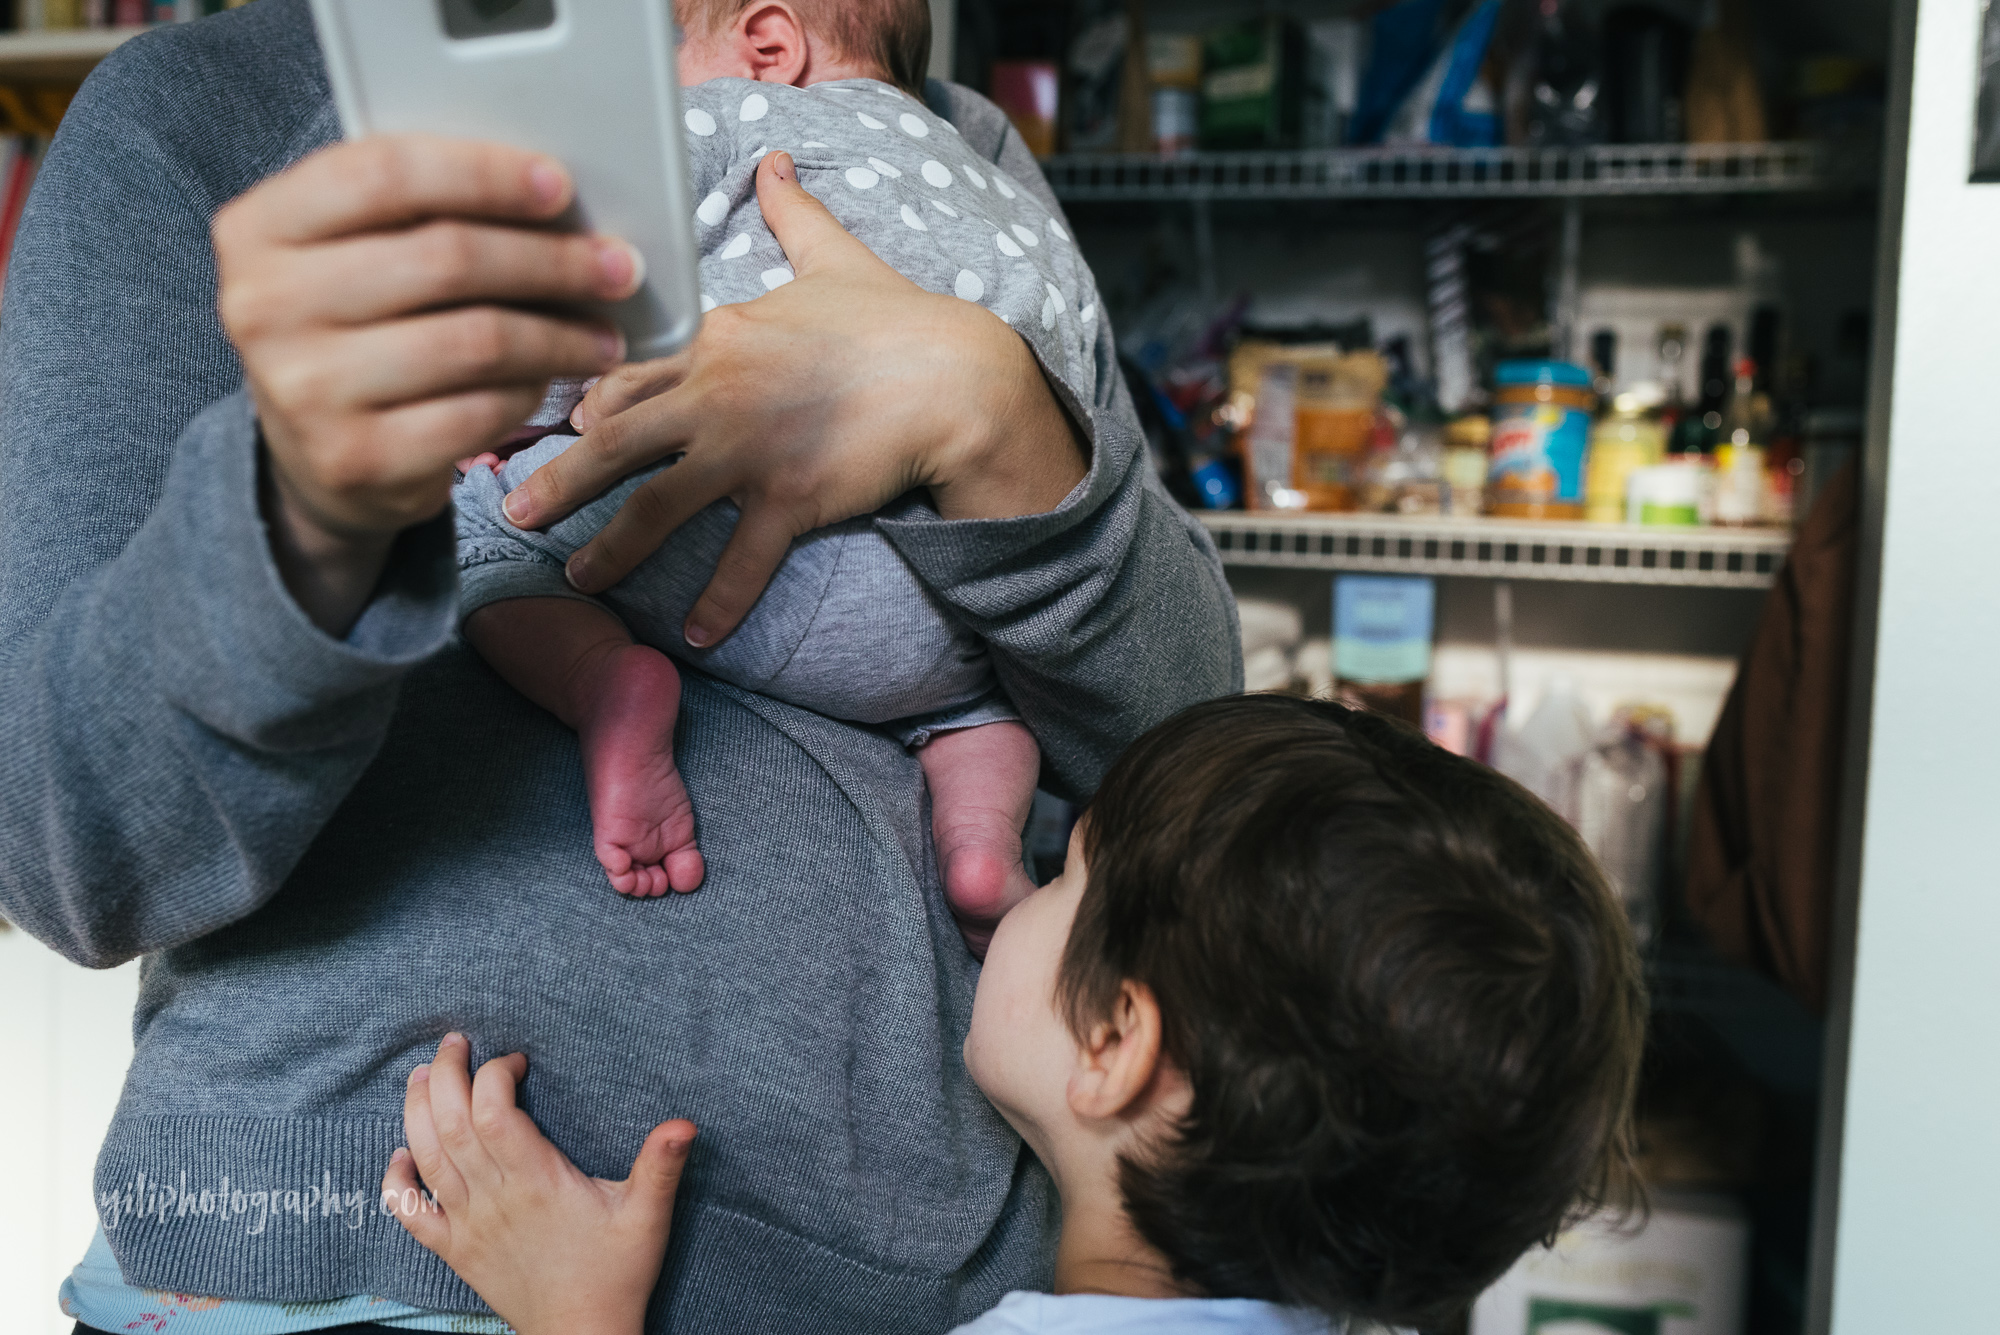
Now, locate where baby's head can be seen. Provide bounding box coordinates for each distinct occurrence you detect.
[675,0,931,95]
[966,695,1647,1329]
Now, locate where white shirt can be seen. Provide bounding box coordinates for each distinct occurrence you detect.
[949,1291,1344,1334]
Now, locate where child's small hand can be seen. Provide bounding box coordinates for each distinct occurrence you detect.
[382,1033,696,1335]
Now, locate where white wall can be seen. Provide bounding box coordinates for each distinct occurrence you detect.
[0,929,137,1334]
[1826,0,2000,1327]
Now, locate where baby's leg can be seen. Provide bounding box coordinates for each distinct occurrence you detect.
[916,721,1041,958]
[464,598,704,899]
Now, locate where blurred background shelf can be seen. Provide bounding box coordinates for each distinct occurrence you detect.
[1198,510,1791,589]
[1045,140,1880,203]
[0,27,144,83]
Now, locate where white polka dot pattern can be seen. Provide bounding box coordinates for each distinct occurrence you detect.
[866,157,902,178]
[993,177,1017,200]
[1011,224,1040,248]
[695,192,729,226]
[761,267,794,290]
[962,165,987,189]
[719,233,752,260]
[900,205,927,231]
[685,108,717,136]
[955,270,985,301]
[899,113,929,138]
[845,167,880,189]
[857,113,886,130]
[995,233,1024,258]
[921,160,953,188]
[740,93,769,122]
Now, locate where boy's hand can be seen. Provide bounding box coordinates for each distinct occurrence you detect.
[382,1034,696,1335]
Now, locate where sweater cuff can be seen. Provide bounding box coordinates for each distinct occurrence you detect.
[130,392,458,747]
[874,403,1132,594]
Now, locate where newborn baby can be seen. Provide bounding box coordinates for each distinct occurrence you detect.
[453,0,1103,948]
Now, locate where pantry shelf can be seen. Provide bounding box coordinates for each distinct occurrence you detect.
[1045,140,1877,203]
[1198,511,1790,590]
[0,27,147,82]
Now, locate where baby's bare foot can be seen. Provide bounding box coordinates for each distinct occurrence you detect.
[918,721,1042,957]
[576,645,704,898]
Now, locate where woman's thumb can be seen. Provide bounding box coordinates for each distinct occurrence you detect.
[629,1119,697,1210]
[756,152,870,277]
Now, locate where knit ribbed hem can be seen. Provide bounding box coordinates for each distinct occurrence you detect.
[95,1114,484,1313]
[92,1113,1054,1333]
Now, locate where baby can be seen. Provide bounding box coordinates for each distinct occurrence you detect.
[452,0,1101,945]
[387,698,1648,1334]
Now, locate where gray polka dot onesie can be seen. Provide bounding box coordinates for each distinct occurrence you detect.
[452,76,1106,742]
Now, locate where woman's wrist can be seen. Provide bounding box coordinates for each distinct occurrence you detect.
[925,304,1089,522]
[259,450,397,638]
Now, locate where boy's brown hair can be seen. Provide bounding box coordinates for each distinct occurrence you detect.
[1061,696,1647,1331]
[678,0,933,95]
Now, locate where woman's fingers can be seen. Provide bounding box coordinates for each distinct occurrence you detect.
[572,355,692,433]
[216,135,574,248]
[403,1062,469,1212]
[299,308,618,410]
[682,506,800,648]
[383,1147,450,1251]
[254,222,642,329]
[755,152,886,279]
[504,390,701,532]
[559,450,728,594]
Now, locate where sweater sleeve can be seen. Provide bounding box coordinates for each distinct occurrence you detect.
[885,87,1242,801]
[0,39,458,967]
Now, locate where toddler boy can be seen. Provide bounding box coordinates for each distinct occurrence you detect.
[454,0,1102,945]
[386,697,1648,1334]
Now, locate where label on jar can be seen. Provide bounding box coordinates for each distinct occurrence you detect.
[1489,402,1591,505]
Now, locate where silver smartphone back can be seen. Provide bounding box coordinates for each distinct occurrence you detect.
[308,0,702,361]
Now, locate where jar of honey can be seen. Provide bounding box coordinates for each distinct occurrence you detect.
[1486,361,1597,520]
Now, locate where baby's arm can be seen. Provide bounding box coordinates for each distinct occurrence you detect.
[382,1034,696,1335]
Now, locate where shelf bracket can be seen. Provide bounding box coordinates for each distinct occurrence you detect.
[1550,197,1583,363]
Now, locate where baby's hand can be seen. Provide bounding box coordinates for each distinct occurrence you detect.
[382,1034,696,1335]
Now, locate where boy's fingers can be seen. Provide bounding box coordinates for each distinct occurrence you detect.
[627,1121,698,1215]
[382,1147,450,1252]
[470,1052,539,1169]
[755,152,879,278]
[425,1034,501,1186]
[681,505,797,648]
[403,1064,468,1211]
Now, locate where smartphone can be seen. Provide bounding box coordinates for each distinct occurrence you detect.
[308,0,702,360]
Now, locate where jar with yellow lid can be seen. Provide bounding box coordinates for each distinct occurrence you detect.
[1585,384,1669,524]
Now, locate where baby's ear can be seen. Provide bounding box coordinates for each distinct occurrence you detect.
[735,2,810,87]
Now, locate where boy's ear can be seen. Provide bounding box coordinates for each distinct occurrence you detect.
[735,3,811,86]
[1067,981,1169,1123]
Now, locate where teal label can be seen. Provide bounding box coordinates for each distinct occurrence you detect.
[1334,576,1435,684]
[1491,401,1592,503]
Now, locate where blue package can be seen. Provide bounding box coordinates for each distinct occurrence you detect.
[1378,0,1504,147]
[1350,0,1454,146]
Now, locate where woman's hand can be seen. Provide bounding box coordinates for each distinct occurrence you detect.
[382,1034,696,1335]
[212,135,645,635]
[500,151,1089,649]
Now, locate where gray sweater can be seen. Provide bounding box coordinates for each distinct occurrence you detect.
[0,3,1240,1331]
